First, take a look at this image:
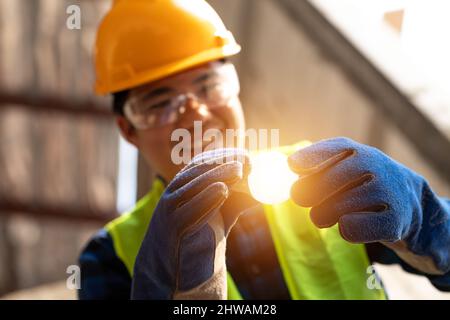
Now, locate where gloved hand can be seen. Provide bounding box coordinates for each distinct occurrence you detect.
[131,148,252,300]
[288,137,450,275]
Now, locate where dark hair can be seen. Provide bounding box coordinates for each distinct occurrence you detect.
[112,58,229,115]
[112,90,129,116]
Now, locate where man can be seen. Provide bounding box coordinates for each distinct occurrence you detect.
[79,0,450,299]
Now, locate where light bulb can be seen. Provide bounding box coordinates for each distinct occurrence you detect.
[248,151,298,205]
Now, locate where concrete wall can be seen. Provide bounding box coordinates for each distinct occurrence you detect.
[209,0,450,299]
[209,0,450,196]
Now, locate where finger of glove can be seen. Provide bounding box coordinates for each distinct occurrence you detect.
[190,148,248,164]
[288,137,357,175]
[310,179,387,228]
[290,155,369,207]
[171,161,243,205]
[338,210,402,244]
[175,181,228,235]
[186,148,251,175]
[168,161,221,193]
[221,192,260,236]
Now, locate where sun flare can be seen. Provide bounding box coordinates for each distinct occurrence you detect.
[248,151,298,205]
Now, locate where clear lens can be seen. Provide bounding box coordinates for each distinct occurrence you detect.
[124,63,240,129]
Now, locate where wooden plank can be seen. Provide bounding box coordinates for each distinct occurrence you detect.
[0,199,116,224]
[0,92,112,118]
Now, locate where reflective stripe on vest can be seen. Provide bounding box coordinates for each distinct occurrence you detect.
[106,143,386,300]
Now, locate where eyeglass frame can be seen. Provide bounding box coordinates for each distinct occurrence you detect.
[123,62,241,130]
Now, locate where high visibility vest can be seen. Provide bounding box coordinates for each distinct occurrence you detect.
[106,143,386,300]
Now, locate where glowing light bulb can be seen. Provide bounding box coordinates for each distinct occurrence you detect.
[248,151,298,205]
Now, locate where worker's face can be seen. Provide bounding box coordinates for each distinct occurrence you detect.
[116,61,245,182]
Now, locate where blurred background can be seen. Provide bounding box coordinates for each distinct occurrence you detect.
[0,0,449,299]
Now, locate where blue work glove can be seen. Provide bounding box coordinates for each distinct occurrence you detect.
[131,148,252,299]
[288,137,450,276]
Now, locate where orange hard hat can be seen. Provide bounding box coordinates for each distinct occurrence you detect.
[94,0,241,95]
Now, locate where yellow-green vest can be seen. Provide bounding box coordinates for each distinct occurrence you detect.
[106,143,386,300]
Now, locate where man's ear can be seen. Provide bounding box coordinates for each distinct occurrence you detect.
[116,116,139,147]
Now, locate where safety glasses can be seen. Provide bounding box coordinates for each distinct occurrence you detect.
[123,63,240,130]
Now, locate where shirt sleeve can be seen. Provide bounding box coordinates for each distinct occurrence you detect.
[427,198,450,291]
[78,229,132,299]
[366,219,450,293]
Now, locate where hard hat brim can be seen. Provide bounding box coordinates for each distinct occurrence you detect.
[95,44,241,95]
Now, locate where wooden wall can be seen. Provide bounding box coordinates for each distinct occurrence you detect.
[210,0,450,196]
[0,0,116,294]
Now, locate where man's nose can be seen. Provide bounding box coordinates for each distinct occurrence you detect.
[176,94,212,127]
